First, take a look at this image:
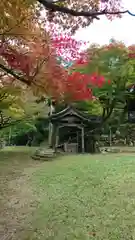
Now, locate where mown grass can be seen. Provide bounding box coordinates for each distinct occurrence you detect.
[30,154,135,240]
[1,148,135,239]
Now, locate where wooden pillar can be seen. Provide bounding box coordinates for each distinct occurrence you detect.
[48,102,55,147]
[81,127,85,153]
[77,131,79,152]
[48,122,53,146]
[55,126,59,151]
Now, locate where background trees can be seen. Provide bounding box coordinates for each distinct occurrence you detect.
[73,41,135,122]
[0,0,135,147]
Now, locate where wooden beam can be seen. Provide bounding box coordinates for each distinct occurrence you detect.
[81,127,85,153]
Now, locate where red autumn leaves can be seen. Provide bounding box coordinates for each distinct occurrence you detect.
[128,45,135,58]
[64,71,108,102]
[0,36,110,102]
[0,45,32,77]
[2,33,128,103]
[52,35,88,61]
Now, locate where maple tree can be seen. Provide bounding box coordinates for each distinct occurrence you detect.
[0,0,134,116]
[2,0,135,149]
[0,81,29,130]
[0,0,133,35]
[0,0,88,91]
[38,0,128,33]
[0,0,45,87]
[0,10,89,96]
[0,82,50,130]
[0,36,85,96]
[0,0,133,90]
[1,0,128,33]
[3,31,134,118]
[73,40,135,123]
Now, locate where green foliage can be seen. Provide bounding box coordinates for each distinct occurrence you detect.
[74,100,102,115]
[75,41,135,126]
[86,43,135,101]
[0,114,49,146]
[0,86,49,130]
[0,85,25,119]
[0,118,36,139]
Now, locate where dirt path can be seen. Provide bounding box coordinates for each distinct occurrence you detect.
[0,151,42,240]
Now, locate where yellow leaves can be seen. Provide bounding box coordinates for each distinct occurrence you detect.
[0,56,7,67]
[0,83,48,121]
[0,0,66,97]
[87,100,103,115]
[17,89,49,118]
[55,1,66,7]
[8,105,25,119]
[0,83,25,119]
[0,0,38,43]
[0,0,53,118]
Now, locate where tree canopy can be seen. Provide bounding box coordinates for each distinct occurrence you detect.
[0,0,135,132]
[0,0,125,34]
[38,0,123,33]
[0,0,133,94]
[73,41,135,122]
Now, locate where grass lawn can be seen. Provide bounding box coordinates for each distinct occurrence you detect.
[1,148,135,239]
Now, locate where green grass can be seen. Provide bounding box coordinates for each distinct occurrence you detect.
[0,145,37,153]
[1,148,135,239]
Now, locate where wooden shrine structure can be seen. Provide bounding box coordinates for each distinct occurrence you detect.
[49,105,102,153]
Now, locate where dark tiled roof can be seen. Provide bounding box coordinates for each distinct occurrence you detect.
[50,105,102,123]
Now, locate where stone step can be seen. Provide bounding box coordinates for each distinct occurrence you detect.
[32,148,56,161]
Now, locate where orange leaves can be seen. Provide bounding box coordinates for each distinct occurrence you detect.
[0,46,32,77]
[43,54,68,98]
[0,0,37,41]
[0,30,69,97]
[0,25,110,103]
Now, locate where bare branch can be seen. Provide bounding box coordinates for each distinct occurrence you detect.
[0,63,49,92]
[0,111,13,130]
[0,63,30,85]
[31,56,50,80]
[0,92,8,102]
[38,0,135,19]
[0,115,23,130]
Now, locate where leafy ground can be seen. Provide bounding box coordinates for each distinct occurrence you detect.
[1,147,135,239]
